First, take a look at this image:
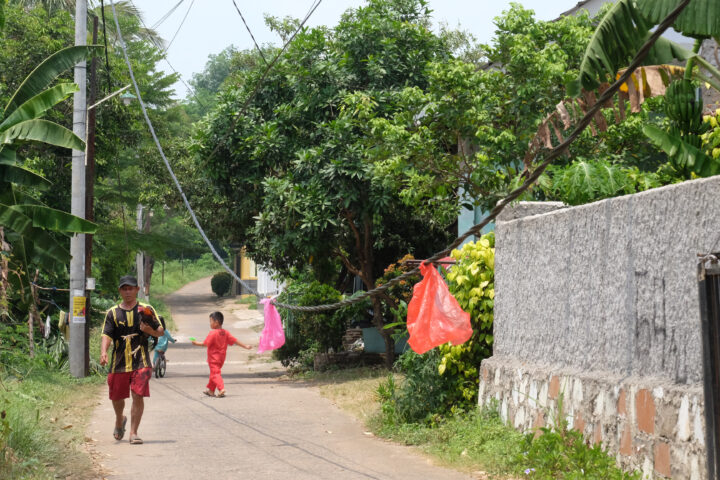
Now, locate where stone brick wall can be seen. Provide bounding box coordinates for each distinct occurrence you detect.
[484,176,720,478]
[479,357,707,479]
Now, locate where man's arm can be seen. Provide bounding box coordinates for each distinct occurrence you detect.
[100,335,112,366]
[139,321,164,338]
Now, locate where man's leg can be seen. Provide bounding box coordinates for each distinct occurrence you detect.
[129,391,144,437]
[112,399,125,430]
[128,367,152,441]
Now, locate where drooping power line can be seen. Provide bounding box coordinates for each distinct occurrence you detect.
[231,0,269,66]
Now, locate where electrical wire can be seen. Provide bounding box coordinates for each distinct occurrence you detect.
[109,0,691,312]
[231,0,269,66]
[163,0,195,55]
[206,0,322,162]
[150,0,185,30]
[127,0,205,107]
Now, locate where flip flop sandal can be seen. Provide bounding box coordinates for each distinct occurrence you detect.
[129,435,143,445]
[113,416,127,441]
[203,389,215,397]
[217,390,226,398]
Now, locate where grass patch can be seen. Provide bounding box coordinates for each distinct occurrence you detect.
[1,369,103,479]
[303,367,386,421]
[150,253,225,297]
[235,295,258,309]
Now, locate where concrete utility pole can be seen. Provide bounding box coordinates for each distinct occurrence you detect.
[69,0,88,378]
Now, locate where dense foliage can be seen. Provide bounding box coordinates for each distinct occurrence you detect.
[274,278,345,369]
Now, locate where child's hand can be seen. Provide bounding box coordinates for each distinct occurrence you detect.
[244,344,252,350]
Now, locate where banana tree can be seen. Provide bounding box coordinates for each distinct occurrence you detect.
[568,0,720,178]
[0,46,98,339]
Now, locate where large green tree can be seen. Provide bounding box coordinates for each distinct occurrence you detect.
[195,0,455,364]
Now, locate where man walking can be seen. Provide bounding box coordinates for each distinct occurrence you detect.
[100,275,164,444]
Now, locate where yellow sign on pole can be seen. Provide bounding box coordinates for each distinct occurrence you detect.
[72,296,86,324]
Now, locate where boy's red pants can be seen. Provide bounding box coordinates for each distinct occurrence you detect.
[207,363,224,392]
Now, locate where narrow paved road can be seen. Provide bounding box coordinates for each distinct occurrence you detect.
[87,276,473,479]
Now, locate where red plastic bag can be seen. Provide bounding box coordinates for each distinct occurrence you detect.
[258,299,286,353]
[406,262,472,354]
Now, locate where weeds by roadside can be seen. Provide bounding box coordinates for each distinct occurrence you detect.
[309,366,639,480]
[0,369,102,479]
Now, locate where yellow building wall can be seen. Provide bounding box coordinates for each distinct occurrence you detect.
[240,250,257,280]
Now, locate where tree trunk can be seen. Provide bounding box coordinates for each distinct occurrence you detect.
[0,227,9,320]
[372,295,394,369]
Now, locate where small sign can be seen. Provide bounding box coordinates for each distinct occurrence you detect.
[72,316,86,324]
[72,297,86,318]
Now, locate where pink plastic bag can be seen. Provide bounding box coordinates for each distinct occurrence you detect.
[406,262,473,354]
[258,299,286,353]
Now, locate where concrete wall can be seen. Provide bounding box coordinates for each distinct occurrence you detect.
[482,175,720,478]
[494,177,720,384]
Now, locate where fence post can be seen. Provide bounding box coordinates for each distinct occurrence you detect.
[697,260,720,480]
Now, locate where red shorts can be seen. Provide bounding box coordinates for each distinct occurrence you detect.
[107,367,152,400]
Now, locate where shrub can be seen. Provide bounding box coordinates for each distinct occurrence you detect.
[439,232,495,409]
[274,280,344,368]
[210,272,232,297]
[379,233,496,423]
[378,349,458,425]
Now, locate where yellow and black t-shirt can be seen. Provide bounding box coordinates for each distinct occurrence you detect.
[102,302,160,373]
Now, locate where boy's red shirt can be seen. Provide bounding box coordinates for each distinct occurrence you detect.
[203,328,238,366]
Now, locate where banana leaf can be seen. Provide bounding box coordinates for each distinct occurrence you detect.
[0,83,78,131]
[0,206,71,270]
[638,0,720,37]
[10,204,96,233]
[0,162,51,188]
[568,0,693,96]
[4,45,100,115]
[0,148,15,162]
[643,124,720,176]
[6,229,70,272]
[0,119,84,150]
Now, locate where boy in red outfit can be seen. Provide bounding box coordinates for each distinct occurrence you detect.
[191,311,252,397]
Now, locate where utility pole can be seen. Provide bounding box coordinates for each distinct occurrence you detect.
[69,0,88,378]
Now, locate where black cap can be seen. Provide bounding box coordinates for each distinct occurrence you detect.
[118,275,138,288]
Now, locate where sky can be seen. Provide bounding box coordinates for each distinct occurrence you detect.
[129,0,586,99]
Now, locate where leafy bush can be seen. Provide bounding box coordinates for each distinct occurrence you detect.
[379,233,496,423]
[438,232,496,409]
[210,271,232,297]
[377,349,458,424]
[541,158,663,205]
[274,280,344,369]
